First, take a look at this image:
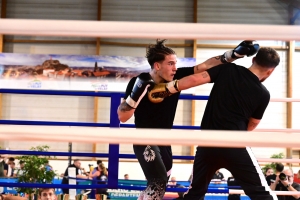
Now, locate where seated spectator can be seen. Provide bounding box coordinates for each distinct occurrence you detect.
[212,169,225,183]
[167,177,186,200]
[270,168,300,200]
[124,174,129,180]
[14,160,25,177]
[264,167,274,177]
[168,177,178,188]
[38,188,56,200]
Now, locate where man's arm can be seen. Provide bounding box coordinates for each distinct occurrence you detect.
[117,73,154,123]
[247,118,261,131]
[117,100,135,123]
[177,71,211,91]
[193,40,260,74]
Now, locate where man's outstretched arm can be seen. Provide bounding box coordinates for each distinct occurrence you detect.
[193,40,259,74]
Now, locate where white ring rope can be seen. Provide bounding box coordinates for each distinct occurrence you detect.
[1,125,300,148]
[270,98,300,102]
[1,19,300,40]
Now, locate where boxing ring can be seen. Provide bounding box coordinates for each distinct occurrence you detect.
[0,89,300,199]
[1,18,300,199]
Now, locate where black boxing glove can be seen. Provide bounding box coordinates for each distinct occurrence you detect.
[221,40,260,63]
[126,73,155,108]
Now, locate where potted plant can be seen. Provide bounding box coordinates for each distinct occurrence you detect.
[16,145,57,200]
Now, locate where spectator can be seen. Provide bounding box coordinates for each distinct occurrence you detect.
[0,155,6,177]
[61,159,90,194]
[89,163,108,196]
[167,177,186,200]
[270,168,300,200]
[266,163,284,186]
[38,188,56,200]
[298,170,300,180]
[3,157,15,177]
[8,162,15,177]
[124,174,129,180]
[265,167,274,177]
[168,177,178,187]
[14,160,25,177]
[44,161,53,171]
[212,169,225,181]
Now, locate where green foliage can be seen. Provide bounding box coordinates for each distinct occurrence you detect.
[16,145,57,195]
[261,152,284,174]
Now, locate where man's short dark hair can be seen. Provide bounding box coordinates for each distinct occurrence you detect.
[275,163,284,172]
[19,160,25,164]
[146,39,176,69]
[9,157,15,161]
[255,47,280,68]
[97,160,102,165]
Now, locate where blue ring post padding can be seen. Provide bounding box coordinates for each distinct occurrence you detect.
[107,93,121,189]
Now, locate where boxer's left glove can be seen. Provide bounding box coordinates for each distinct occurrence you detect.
[126,73,155,108]
[221,40,260,63]
[148,80,180,103]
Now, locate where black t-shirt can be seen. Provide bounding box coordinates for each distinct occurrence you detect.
[275,182,300,200]
[124,67,194,129]
[4,164,8,171]
[61,164,80,184]
[201,63,270,130]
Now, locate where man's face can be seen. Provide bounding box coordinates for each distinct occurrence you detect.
[155,54,177,82]
[39,189,56,200]
[74,161,81,168]
[281,170,294,184]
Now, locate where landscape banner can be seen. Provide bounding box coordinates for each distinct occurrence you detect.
[0,53,196,92]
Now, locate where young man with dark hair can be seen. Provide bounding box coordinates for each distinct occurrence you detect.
[117,39,258,199]
[38,188,56,200]
[152,47,280,200]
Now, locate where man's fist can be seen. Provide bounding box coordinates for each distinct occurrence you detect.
[222,40,260,63]
[148,80,180,103]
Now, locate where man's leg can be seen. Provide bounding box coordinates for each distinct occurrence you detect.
[225,147,277,200]
[133,145,168,200]
[183,147,219,200]
[159,145,173,180]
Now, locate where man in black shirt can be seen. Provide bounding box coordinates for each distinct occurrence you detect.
[117,39,257,200]
[270,169,300,200]
[61,159,90,194]
[150,46,280,200]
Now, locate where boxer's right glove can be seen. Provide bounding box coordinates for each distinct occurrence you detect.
[126,73,155,108]
[148,80,180,103]
[221,40,260,63]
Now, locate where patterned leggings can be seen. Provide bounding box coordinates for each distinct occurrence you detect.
[133,145,173,200]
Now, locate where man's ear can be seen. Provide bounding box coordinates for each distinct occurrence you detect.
[267,68,275,76]
[153,62,160,71]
